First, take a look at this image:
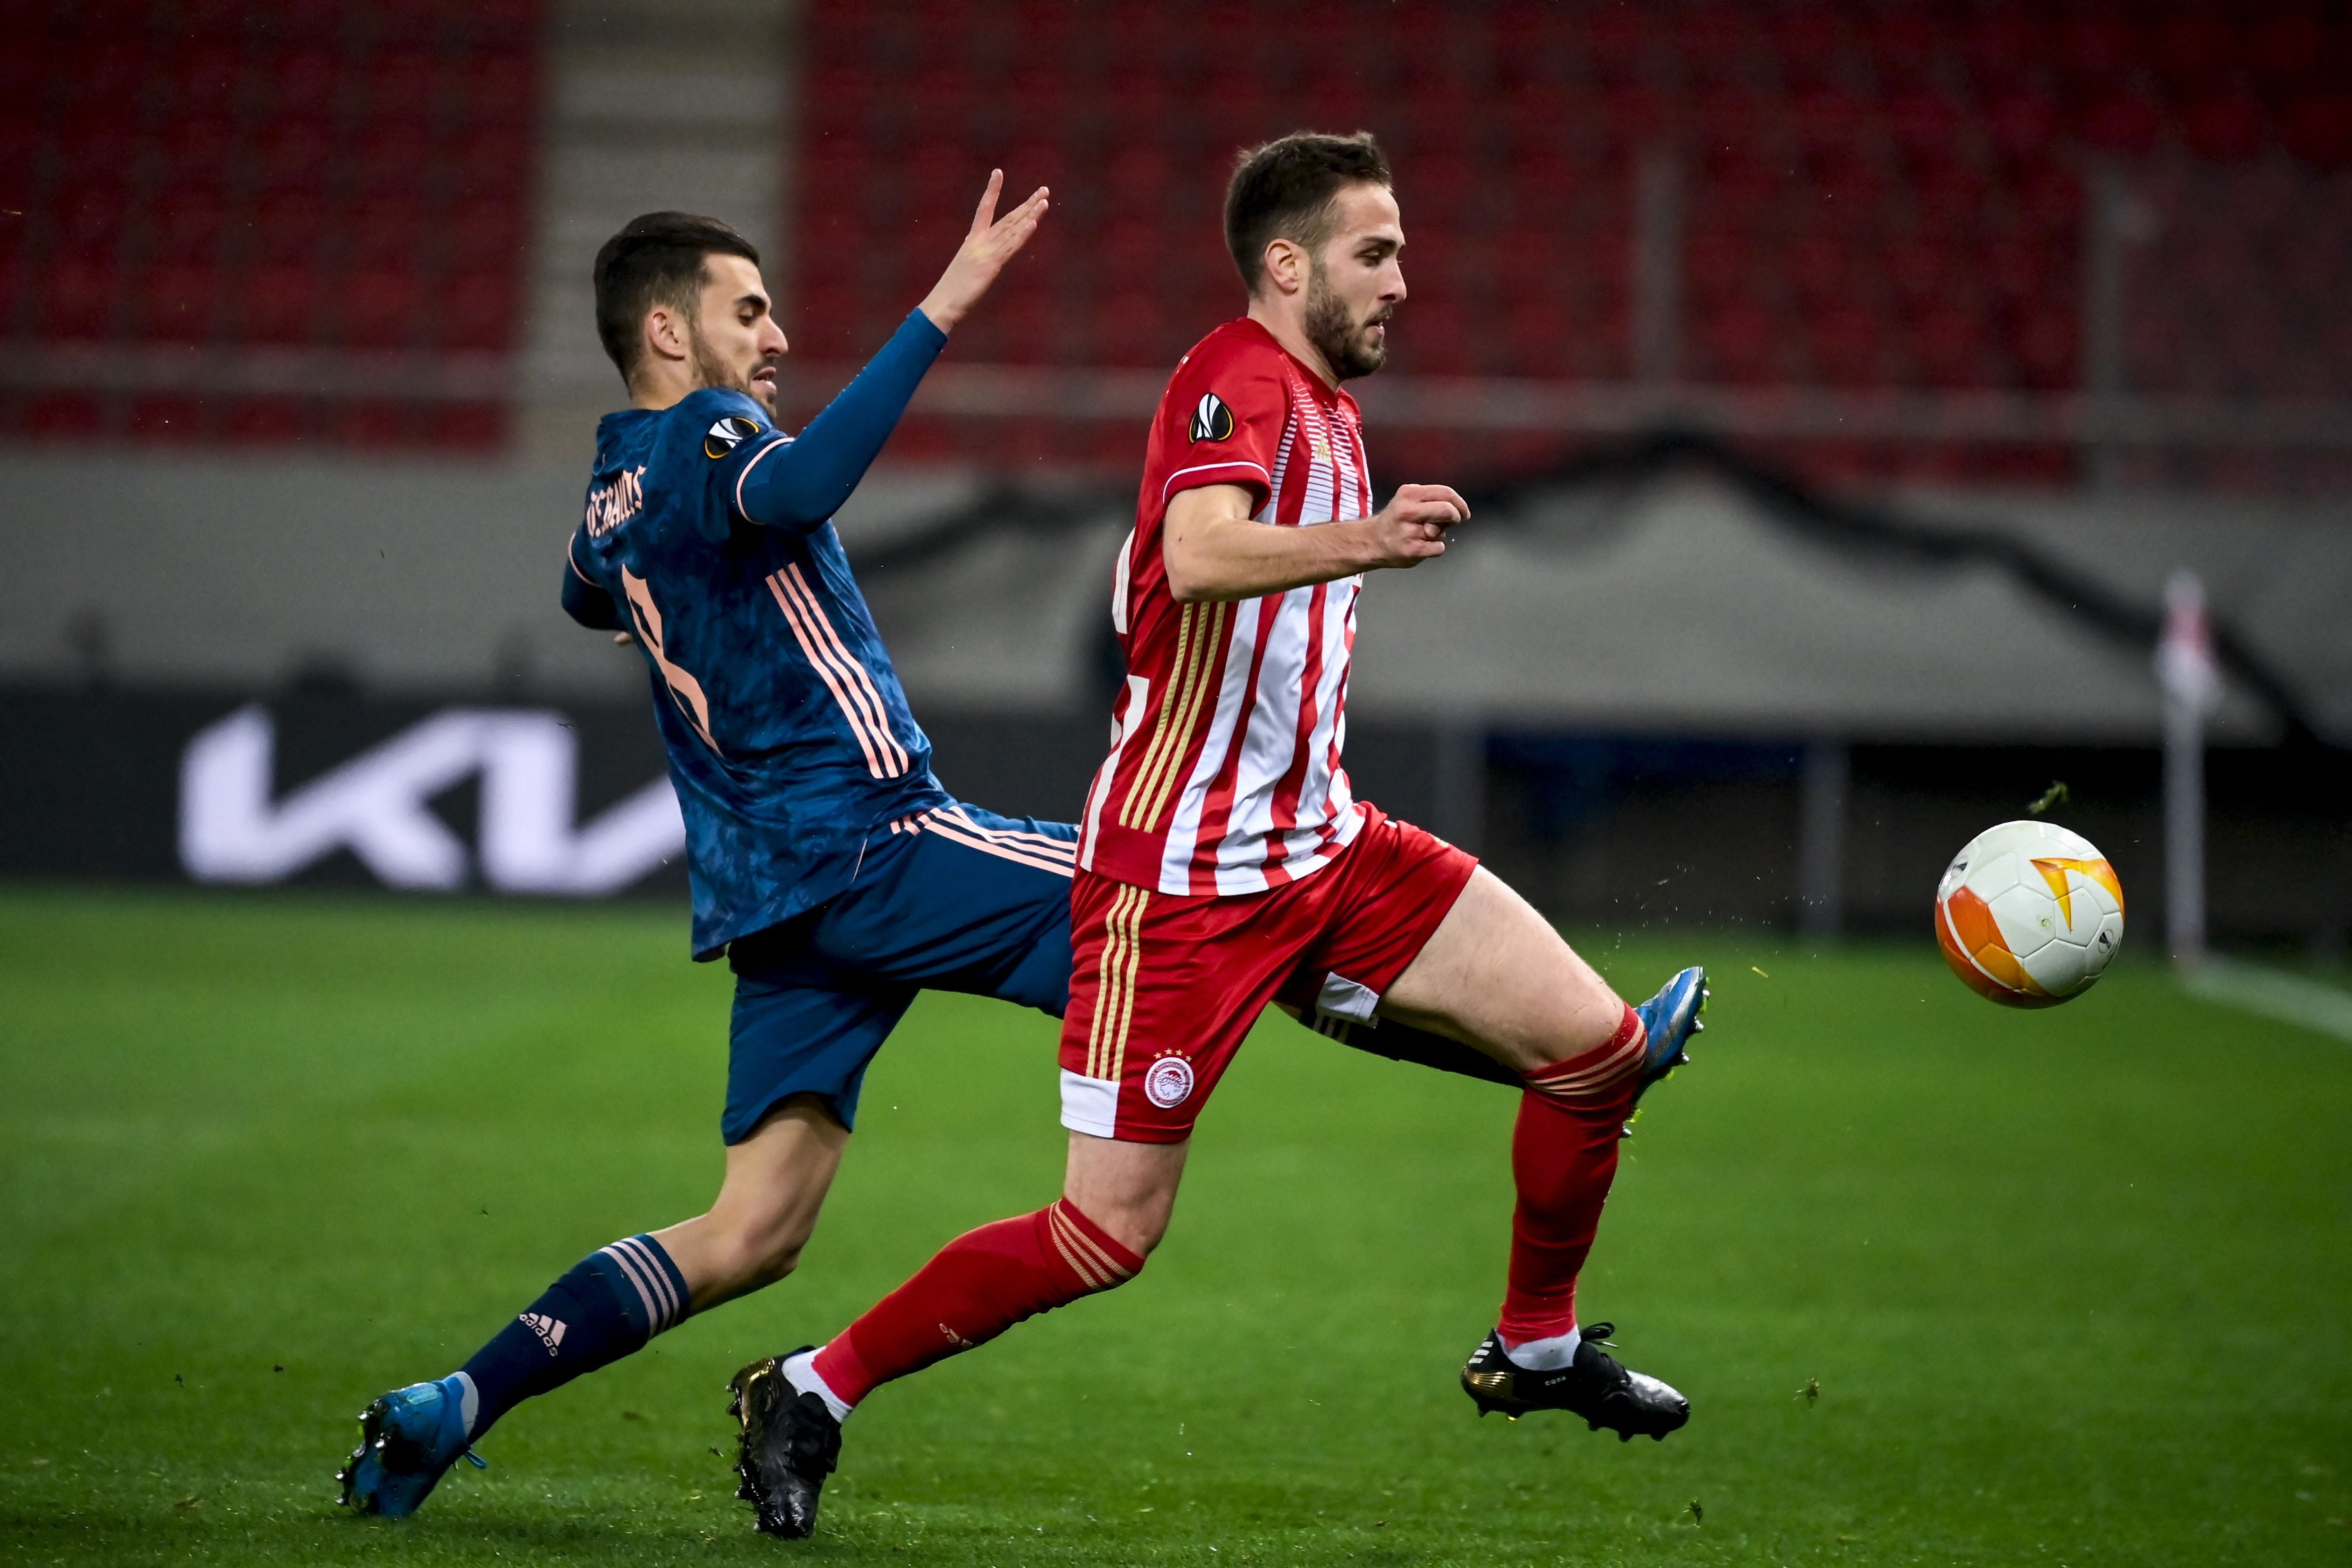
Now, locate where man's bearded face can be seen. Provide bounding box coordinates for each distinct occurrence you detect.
[1303,255,1392,381]
[689,323,755,399]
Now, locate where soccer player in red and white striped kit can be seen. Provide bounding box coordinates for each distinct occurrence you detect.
[726,132,1711,1538]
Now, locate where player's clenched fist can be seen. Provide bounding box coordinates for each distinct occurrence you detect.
[918,170,1051,335]
[1370,482,1471,568]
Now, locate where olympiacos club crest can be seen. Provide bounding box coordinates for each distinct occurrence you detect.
[1144,1054,1195,1108]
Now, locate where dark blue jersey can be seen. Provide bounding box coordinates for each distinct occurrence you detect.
[564,312,952,958]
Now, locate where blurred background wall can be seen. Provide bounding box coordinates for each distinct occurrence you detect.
[1,0,2346,949]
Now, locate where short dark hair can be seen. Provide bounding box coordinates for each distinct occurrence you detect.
[1223,131,1392,294]
[592,212,761,385]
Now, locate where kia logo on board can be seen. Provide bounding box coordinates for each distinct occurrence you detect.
[179,705,683,895]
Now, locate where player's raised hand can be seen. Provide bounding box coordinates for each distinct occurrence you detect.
[916,170,1050,335]
[1369,483,1470,568]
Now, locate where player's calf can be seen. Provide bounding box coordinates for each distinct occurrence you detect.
[1464,970,1704,1443]
[334,1232,693,1516]
[726,1197,1145,1539]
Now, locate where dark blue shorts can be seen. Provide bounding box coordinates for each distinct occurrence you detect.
[722,802,1076,1143]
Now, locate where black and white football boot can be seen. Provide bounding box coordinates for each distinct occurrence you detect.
[726,1349,841,1539]
[1460,1323,1690,1441]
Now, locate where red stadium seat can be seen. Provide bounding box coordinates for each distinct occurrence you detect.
[455,55,538,124]
[1980,235,2058,305]
[356,123,436,198]
[163,117,239,194]
[2060,13,2137,87]
[1680,227,1753,306]
[1497,297,1574,379]
[1884,91,1964,156]
[2007,303,2077,391]
[0,110,38,180]
[136,263,223,344]
[1914,300,1995,390]
[271,0,354,42]
[39,262,123,341]
[1695,298,1784,386]
[2148,12,2236,87]
[448,124,535,196]
[252,117,335,193]
[1865,10,1943,85]
[2078,91,2162,155]
[1806,302,1896,388]
[63,43,155,117]
[1089,290,1176,369]
[1883,237,1957,308]
[11,0,542,451]
[1909,154,1994,237]
[172,43,246,119]
[1785,234,1858,304]
[263,48,343,119]
[1983,91,2061,160]
[250,187,328,254]
[129,394,210,444]
[332,399,414,448]
[423,401,508,452]
[0,40,45,109]
[365,51,443,119]
[234,263,321,344]
[1770,9,1851,90]
[448,0,539,47]
[2282,92,2352,168]
[347,194,426,267]
[2009,163,2081,235]
[53,116,144,182]
[1791,88,1871,154]
[26,393,107,440]
[1391,298,1476,376]
[444,194,530,266]
[54,183,134,258]
[438,270,518,352]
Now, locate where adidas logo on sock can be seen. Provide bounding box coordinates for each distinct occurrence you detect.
[520,1313,567,1354]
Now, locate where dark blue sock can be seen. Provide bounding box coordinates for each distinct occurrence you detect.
[457,1234,691,1440]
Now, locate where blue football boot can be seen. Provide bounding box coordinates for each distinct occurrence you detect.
[335,1374,485,1517]
[1624,966,1708,1133]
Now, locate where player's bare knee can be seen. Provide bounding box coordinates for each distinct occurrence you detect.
[1062,1136,1184,1258]
[742,1240,804,1289]
[696,1205,811,1292]
[1086,1202,1169,1260]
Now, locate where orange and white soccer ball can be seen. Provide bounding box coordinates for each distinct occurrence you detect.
[1934,820,2125,1007]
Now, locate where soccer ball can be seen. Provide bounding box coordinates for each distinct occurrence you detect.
[1934,820,2125,1007]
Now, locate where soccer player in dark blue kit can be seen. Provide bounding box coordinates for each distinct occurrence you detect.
[336,175,1550,1519]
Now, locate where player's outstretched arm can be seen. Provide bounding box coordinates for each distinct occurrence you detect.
[1162,482,1469,602]
[730,172,1049,535]
[915,170,1050,335]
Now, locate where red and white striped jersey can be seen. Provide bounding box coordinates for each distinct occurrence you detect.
[1078,318,1372,897]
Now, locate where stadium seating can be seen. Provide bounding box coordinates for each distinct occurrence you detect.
[9,0,2344,481]
[790,0,2351,482]
[0,0,540,451]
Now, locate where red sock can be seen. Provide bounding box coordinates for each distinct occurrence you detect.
[1497,1003,1645,1345]
[811,1199,1142,1406]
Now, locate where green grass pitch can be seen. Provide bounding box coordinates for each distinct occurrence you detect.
[2,886,2347,1566]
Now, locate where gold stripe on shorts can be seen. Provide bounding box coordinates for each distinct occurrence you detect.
[1085,883,1149,1083]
